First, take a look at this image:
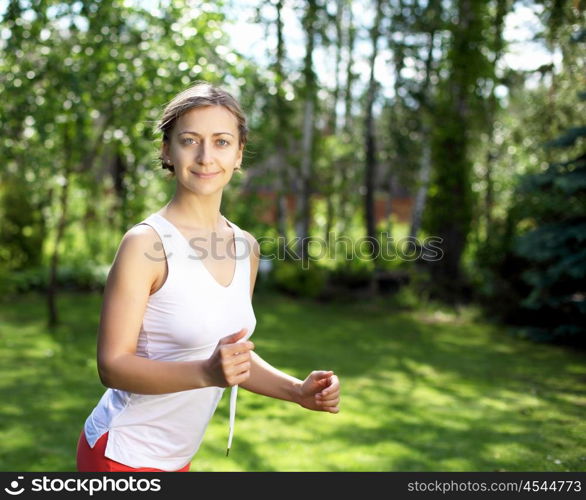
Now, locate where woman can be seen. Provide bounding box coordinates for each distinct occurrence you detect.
[76,82,341,472]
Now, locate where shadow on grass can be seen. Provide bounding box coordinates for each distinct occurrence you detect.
[0,290,585,471]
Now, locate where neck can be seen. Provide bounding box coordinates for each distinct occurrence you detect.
[164,189,225,231]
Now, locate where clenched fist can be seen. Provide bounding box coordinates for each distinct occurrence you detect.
[297,370,340,413]
[205,328,255,387]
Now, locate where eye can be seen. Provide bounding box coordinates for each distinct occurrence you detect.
[181,137,196,145]
[217,138,230,147]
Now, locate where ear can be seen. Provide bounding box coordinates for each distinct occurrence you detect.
[236,145,243,168]
[161,142,170,163]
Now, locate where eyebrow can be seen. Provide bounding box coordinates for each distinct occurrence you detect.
[178,130,235,137]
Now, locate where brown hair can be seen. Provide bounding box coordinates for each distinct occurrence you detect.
[156,81,248,174]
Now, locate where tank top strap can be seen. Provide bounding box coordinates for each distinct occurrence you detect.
[222,216,251,286]
[136,213,184,264]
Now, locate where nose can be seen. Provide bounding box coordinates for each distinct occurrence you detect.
[196,140,213,166]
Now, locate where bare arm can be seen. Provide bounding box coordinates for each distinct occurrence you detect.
[242,351,303,403]
[238,231,339,412]
[96,225,212,394]
[97,224,254,394]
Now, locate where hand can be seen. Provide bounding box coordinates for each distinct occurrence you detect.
[205,328,255,387]
[297,370,340,414]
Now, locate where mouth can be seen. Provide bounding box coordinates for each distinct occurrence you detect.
[192,171,221,179]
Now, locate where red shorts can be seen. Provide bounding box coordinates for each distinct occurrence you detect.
[76,429,190,472]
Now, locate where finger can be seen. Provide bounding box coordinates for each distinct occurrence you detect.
[315,399,340,411]
[221,341,255,357]
[223,357,251,374]
[231,358,251,372]
[316,389,339,399]
[227,365,251,380]
[219,328,248,345]
[234,340,255,353]
[320,383,339,395]
[235,362,251,375]
[230,351,253,365]
[316,386,334,398]
[320,375,339,393]
[233,340,255,352]
[313,370,334,380]
[317,371,333,387]
[231,371,251,385]
[225,361,251,380]
[315,390,339,402]
[317,397,339,407]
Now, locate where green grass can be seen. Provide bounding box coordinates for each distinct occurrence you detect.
[0,290,585,471]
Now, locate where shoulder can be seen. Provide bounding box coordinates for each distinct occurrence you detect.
[102,222,164,295]
[121,223,162,252]
[240,229,259,252]
[240,229,260,267]
[113,223,166,269]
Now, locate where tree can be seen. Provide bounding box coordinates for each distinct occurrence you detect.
[510,113,586,345]
[0,0,247,326]
[296,0,320,262]
[423,0,492,300]
[363,0,384,261]
[408,0,442,240]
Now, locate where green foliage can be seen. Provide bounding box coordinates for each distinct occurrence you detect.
[0,174,45,270]
[0,0,263,279]
[0,264,109,295]
[475,84,586,346]
[327,257,374,291]
[510,155,586,345]
[221,190,274,238]
[423,0,493,295]
[270,259,328,299]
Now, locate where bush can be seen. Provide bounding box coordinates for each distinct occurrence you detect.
[328,258,374,290]
[270,259,328,299]
[474,118,586,347]
[0,264,110,295]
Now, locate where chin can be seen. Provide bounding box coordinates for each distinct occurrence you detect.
[187,182,225,196]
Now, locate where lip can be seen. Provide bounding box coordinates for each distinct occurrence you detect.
[192,171,221,179]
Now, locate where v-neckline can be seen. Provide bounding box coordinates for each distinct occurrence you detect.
[153,212,237,289]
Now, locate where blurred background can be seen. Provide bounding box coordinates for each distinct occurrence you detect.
[0,0,584,471]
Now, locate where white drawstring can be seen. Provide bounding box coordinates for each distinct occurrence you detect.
[226,329,249,456]
[226,385,238,456]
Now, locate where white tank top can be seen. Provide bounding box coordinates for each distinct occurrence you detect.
[83,212,257,470]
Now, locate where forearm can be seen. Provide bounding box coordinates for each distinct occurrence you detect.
[98,354,211,395]
[240,351,302,404]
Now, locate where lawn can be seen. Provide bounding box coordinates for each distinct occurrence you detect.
[0,290,585,472]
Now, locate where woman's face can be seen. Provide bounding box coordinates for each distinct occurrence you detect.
[163,105,242,196]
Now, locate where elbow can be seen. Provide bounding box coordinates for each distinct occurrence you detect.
[97,355,121,389]
[97,362,114,388]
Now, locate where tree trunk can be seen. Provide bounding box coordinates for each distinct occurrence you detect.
[47,125,73,329]
[338,1,356,235]
[296,0,318,262]
[296,97,314,261]
[409,26,437,240]
[409,129,432,239]
[483,0,508,241]
[325,0,344,241]
[425,0,487,301]
[274,0,289,241]
[364,0,383,261]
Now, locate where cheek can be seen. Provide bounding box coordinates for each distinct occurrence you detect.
[217,150,239,164]
[172,146,194,162]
